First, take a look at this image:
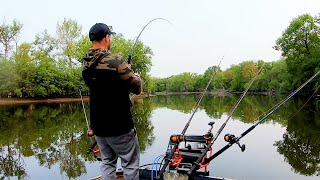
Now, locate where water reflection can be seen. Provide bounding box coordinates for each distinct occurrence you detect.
[0,146,26,179]
[274,102,320,176]
[0,101,155,179]
[153,95,320,178]
[0,95,319,179]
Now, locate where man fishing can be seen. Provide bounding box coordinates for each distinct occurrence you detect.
[82,23,142,180]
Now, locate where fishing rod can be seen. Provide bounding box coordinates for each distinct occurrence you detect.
[128,18,172,64]
[193,71,320,169]
[79,89,90,131]
[156,55,225,179]
[187,63,265,175]
[79,89,101,161]
[81,18,172,161]
[127,18,171,100]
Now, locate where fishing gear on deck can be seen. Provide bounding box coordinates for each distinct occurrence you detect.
[187,64,265,175]
[155,56,224,179]
[191,71,320,172]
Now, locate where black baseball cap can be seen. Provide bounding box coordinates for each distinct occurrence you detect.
[89,23,116,41]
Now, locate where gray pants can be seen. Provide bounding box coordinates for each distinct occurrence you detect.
[95,129,140,180]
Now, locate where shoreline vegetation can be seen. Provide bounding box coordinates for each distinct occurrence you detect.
[0,14,319,99]
[1,91,319,106]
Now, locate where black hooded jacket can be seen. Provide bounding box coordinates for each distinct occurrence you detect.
[82,48,142,137]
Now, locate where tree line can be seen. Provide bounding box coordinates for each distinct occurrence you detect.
[0,13,319,98]
[0,18,153,98]
[154,14,320,94]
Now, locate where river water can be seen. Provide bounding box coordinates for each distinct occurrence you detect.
[0,95,319,180]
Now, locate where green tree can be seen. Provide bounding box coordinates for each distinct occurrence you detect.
[56,18,82,68]
[202,66,221,91]
[76,35,91,62]
[274,102,320,176]
[0,20,23,58]
[230,65,244,91]
[76,34,154,92]
[111,34,153,83]
[0,59,18,97]
[275,14,320,92]
[13,43,36,97]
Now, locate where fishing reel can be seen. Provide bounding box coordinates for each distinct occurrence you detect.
[84,130,102,161]
[170,134,185,143]
[203,121,214,140]
[166,121,216,176]
[224,134,245,152]
[86,141,102,161]
[87,130,94,137]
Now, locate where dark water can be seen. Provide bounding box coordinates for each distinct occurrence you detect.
[0,95,319,180]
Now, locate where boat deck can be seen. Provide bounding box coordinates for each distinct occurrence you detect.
[89,169,236,180]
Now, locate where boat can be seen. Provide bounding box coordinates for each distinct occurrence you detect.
[89,128,236,180]
[89,169,235,180]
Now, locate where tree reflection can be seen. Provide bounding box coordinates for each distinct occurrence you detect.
[0,95,319,179]
[132,98,155,152]
[152,95,198,113]
[0,146,26,179]
[0,100,155,179]
[152,94,291,123]
[151,94,320,176]
[274,102,320,176]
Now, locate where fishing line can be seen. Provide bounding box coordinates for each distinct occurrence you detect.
[287,85,319,120]
[128,18,173,64]
[127,18,172,100]
[255,79,319,123]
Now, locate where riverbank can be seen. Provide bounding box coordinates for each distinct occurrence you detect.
[0,94,148,106]
[155,90,230,96]
[0,97,90,105]
[154,90,277,96]
[1,91,318,106]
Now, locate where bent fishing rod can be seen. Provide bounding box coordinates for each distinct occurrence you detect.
[188,63,265,175]
[189,71,320,173]
[128,18,172,64]
[127,18,172,100]
[156,56,225,179]
[81,18,172,160]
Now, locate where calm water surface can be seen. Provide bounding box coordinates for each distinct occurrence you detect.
[0,95,319,180]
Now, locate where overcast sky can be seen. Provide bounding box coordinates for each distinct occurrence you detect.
[1,0,319,77]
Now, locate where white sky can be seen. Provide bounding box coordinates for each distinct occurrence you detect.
[0,0,319,78]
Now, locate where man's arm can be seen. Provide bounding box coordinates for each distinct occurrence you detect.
[82,61,92,87]
[117,60,142,95]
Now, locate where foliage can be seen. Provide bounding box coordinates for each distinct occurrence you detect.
[0,19,153,98]
[0,59,18,97]
[56,18,82,68]
[274,102,320,176]
[1,13,320,97]
[0,20,23,58]
[0,95,319,179]
[0,99,155,179]
[111,34,153,90]
[275,14,320,92]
